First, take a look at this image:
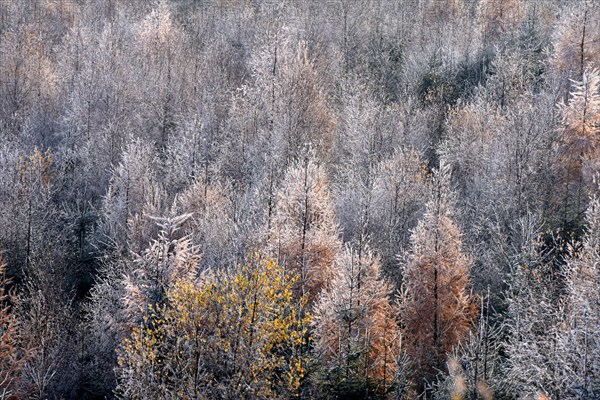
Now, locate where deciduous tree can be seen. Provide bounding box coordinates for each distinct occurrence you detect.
[312,245,401,398]
[558,193,600,398]
[399,163,477,390]
[116,255,310,399]
[270,154,341,305]
[557,69,600,229]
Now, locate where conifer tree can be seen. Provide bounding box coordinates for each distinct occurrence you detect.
[502,246,565,399]
[174,178,238,271]
[557,69,600,227]
[432,291,504,399]
[478,0,523,46]
[371,147,429,280]
[559,193,600,398]
[121,213,199,323]
[399,162,477,390]
[270,153,341,305]
[0,256,28,399]
[84,214,198,396]
[98,138,166,254]
[551,3,600,79]
[312,245,401,398]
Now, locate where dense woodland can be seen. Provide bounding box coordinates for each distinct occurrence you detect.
[0,0,599,399]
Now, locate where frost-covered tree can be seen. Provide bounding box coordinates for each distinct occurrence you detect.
[84,214,198,396]
[498,208,580,399]
[558,193,600,398]
[440,91,558,293]
[98,138,166,254]
[478,0,524,46]
[557,68,600,228]
[0,256,29,399]
[121,214,199,323]
[431,291,504,399]
[270,154,341,305]
[135,1,188,149]
[334,79,385,249]
[551,2,600,80]
[174,179,239,270]
[371,147,429,280]
[313,245,401,398]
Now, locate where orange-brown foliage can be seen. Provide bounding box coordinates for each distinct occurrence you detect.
[400,164,478,385]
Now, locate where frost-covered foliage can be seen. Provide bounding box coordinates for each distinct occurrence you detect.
[0,0,599,398]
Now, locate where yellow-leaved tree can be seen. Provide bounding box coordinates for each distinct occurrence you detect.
[116,255,310,399]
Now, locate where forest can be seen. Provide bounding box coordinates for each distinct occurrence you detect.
[0,0,599,399]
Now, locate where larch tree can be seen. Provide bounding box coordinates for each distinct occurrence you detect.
[121,213,200,324]
[371,146,429,282]
[431,291,505,400]
[501,244,566,399]
[270,153,341,306]
[98,138,167,254]
[135,1,187,149]
[174,178,239,271]
[557,68,600,229]
[312,244,402,399]
[440,90,558,294]
[558,192,600,398]
[0,8,60,138]
[7,149,81,399]
[13,148,56,276]
[334,78,384,251]
[478,0,524,47]
[551,2,600,81]
[57,11,138,206]
[399,162,478,391]
[83,213,198,396]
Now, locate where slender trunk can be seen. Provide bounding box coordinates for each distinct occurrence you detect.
[26,198,32,273]
[580,8,587,77]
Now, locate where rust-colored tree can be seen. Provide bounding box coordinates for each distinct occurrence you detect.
[399,162,478,391]
[478,0,523,46]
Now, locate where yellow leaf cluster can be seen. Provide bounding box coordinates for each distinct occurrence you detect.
[117,254,311,398]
